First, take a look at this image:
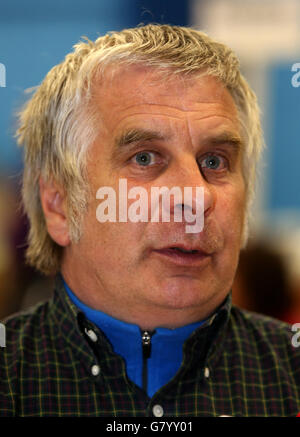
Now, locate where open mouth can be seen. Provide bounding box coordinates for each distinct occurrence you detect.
[161,247,203,256]
[170,247,199,254]
[153,246,210,266]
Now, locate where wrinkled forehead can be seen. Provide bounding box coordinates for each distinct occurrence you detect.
[90,64,240,127]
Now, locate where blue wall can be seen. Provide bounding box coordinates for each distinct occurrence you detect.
[0,0,189,173]
[268,62,300,211]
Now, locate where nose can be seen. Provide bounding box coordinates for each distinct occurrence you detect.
[160,156,215,225]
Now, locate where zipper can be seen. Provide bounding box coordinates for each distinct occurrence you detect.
[141,330,155,394]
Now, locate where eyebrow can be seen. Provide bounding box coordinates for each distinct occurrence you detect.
[114,128,166,150]
[113,128,243,154]
[204,132,244,150]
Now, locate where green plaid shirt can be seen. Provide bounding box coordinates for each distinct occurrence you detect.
[1,274,300,417]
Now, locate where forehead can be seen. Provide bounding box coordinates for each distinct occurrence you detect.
[92,65,240,137]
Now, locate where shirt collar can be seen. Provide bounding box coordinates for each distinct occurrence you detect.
[63,276,206,357]
[49,273,232,373]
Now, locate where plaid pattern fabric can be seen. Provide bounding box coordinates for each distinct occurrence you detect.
[1,274,300,417]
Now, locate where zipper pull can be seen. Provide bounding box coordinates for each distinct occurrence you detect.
[141,330,154,359]
[141,330,156,394]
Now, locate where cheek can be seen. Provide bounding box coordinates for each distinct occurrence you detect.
[81,206,147,265]
[218,184,246,244]
[212,187,245,286]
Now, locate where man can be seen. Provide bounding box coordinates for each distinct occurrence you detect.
[0,24,299,417]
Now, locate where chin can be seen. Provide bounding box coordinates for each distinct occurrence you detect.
[153,278,218,311]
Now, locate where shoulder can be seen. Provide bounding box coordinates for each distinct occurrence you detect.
[2,299,52,350]
[229,305,300,364]
[0,300,52,416]
[230,304,295,335]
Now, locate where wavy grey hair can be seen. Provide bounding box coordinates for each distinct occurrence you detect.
[16,24,263,275]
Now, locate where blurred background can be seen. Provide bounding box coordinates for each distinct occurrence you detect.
[0,0,300,323]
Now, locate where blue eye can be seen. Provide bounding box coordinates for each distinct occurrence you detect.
[201,155,224,170]
[135,151,154,166]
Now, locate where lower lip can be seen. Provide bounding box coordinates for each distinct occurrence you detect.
[153,248,211,267]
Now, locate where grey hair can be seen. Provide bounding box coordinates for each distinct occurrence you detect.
[16,24,263,275]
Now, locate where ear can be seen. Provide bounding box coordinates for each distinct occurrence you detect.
[39,177,70,247]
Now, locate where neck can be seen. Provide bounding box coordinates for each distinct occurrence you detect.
[61,258,224,329]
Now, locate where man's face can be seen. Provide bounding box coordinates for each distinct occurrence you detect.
[62,66,246,329]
